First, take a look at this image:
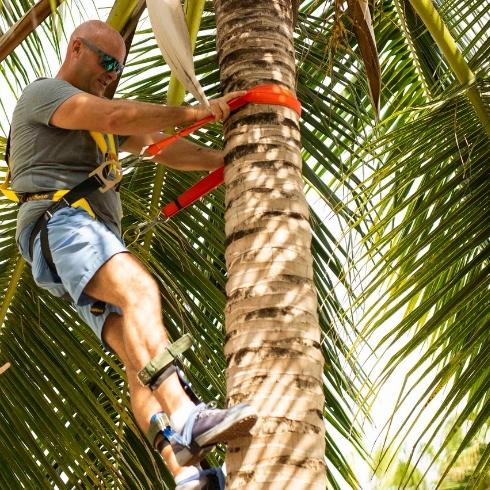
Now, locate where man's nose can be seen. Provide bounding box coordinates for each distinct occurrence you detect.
[106,70,118,82]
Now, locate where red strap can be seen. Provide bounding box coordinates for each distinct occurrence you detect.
[154,84,300,219]
[146,84,301,156]
[161,167,224,219]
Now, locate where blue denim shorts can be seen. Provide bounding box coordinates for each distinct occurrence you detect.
[17,206,127,342]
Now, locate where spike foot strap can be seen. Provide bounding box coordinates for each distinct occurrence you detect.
[138,333,193,387]
[176,365,201,404]
[147,411,174,452]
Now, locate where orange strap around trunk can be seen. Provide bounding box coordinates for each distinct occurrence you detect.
[151,84,301,219]
[146,84,301,157]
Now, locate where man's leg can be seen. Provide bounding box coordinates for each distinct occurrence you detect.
[102,312,184,477]
[83,250,257,467]
[21,206,254,470]
[104,313,227,490]
[83,251,191,415]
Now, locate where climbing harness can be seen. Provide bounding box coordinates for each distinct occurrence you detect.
[1,130,122,316]
[29,132,121,275]
[1,131,122,269]
[1,130,121,205]
[123,83,302,243]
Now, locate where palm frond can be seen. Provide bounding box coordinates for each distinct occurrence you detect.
[357,77,489,487]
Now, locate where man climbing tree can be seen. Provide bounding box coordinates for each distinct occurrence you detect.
[6,19,257,490]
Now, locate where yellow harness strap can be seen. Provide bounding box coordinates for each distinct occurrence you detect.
[89,131,118,162]
[1,131,118,218]
[0,168,18,202]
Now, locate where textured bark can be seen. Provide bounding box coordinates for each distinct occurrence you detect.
[214,1,326,488]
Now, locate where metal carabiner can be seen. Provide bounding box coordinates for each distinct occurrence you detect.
[89,158,123,193]
[123,214,166,246]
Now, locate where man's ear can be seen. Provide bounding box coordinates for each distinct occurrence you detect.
[71,38,82,57]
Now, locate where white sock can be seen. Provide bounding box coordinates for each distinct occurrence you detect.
[174,465,201,487]
[170,400,196,433]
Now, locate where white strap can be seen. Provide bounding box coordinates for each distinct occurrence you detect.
[147,0,209,107]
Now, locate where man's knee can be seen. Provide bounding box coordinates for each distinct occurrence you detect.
[85,252,160,308]
[123,268,160,307]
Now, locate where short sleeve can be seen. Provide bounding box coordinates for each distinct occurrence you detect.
[21,78,83,127]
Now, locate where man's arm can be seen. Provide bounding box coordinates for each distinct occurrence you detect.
[121,133,223,171]
[50,91,244,135]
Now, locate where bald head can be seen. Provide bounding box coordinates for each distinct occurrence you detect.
[70,20,125,50]
[58,20,127,97]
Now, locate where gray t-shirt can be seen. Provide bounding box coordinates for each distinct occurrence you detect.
[10,78,124,240]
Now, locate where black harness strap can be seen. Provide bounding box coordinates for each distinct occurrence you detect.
[27,173,108,316]
[5,129,11,164]
[28,174,104,271]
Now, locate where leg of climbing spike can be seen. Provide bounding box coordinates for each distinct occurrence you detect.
[101,312,247,488]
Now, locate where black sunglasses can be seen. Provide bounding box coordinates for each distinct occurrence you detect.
[79,37,124,75]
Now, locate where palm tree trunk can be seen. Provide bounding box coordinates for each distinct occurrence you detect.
[214,1,326,488]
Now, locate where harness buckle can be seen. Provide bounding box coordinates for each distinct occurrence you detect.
[88,159,122,193]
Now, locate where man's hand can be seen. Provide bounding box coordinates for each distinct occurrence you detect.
[198,91,247,121]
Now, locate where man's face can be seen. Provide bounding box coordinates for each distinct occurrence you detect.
[75,35,126,97]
